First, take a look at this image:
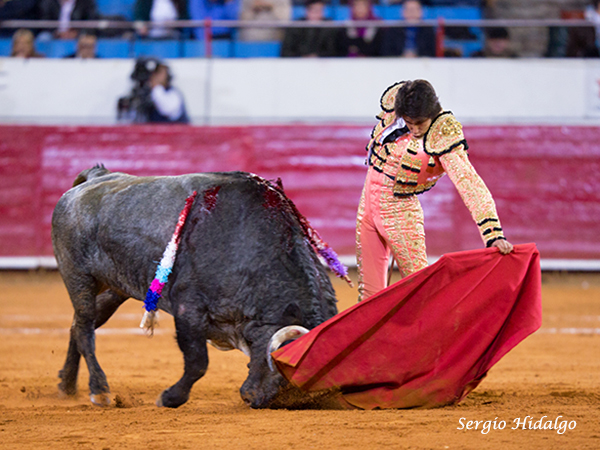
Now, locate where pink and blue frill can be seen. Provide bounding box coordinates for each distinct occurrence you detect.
[143,265,172,314]
[140,191,197,334]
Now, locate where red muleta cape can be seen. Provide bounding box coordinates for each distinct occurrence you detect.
[272,243,542,410]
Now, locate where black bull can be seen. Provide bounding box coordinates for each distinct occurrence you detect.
[51,166,338,408]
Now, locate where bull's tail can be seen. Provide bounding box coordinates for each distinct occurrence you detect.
[251,174,352,287]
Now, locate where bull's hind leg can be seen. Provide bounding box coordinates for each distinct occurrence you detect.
[59,285,126,405]
[157,308,209,408]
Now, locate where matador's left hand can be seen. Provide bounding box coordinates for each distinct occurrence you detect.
[492,239,514,255]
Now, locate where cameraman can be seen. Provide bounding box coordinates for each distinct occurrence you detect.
[148,62,189,124]
[118,58,189,124]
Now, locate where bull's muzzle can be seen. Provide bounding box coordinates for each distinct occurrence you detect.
[266,325,309,372]
[240,386,267,408]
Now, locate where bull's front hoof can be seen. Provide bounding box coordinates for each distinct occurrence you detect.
[58,373,78,397]
[156,388,188,408]
[90,393,111,406]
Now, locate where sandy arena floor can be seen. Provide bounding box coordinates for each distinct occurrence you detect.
[0,269,599,450]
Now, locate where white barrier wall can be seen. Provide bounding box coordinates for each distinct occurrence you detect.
[1,57,600,124]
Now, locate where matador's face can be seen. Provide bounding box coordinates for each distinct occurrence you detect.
[402,116,433,139]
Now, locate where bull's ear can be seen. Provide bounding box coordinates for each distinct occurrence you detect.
[281,302,304,326]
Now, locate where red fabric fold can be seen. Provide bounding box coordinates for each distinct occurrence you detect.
[272,243,542,409]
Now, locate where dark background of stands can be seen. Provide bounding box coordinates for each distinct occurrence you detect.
[0,0,485,58]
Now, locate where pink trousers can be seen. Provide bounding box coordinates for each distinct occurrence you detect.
[356,168,428,301]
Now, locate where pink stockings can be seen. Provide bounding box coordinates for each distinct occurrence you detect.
[356,168,428,302]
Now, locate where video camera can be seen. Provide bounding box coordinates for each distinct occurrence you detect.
[117,57,163,123]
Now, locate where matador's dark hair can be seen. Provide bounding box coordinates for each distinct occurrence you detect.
[394,79,442,120]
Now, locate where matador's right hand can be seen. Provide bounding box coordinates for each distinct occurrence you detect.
[492,239,514,255]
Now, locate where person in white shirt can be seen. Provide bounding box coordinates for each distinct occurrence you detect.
[148,62,189,123]
[133,0,189,38]
[238,0,291,41]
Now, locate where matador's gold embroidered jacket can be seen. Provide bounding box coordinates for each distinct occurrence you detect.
[366,82,505,248]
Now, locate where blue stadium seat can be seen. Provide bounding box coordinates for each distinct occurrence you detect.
[36,39,77,58]
[381,5,402,20]
[292,5,333,19]
[212,40,234,57]
[183,40,234,58]
[0,38,12,56]
[293,5,305,19]
[234,41,281,58]
[423,6,482,20]
[428,0,481,6]
[183,40,206,57]
[373,5,386,18]
[96,39,132,58]
[332,5,350,20]
[330,5,387,20]
[133,39,182,58]
[96,0,136,20]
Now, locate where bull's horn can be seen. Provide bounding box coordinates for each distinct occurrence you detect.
[267,325,309,372]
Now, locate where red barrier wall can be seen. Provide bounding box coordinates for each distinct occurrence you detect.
[1,124,598,262]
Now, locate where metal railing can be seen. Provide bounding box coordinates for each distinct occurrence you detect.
[1,18,594,30]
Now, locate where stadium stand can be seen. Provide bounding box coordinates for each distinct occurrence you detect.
[0,3,483,58]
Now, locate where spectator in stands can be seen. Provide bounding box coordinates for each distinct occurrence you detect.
[148,61,189,123]
[118,58,189,123]
[336,0,382,57]
[65,32,98,58]
[471,26,518,58]
[0,0,38,36]
[37,0,100,40]
[238,0,291,41]
[380,0,436,57]
[189,0,241,40]
[10,28,44,58]
[280,0,337,57]
[134,0,189,39]
[565,0,600,57]
[0,0,37,19]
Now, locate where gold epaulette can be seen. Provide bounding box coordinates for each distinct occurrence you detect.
[380,81,406,113]
[367,81,410,169]
[371,81,407,131]
[423,112,468,156]
[371,81,406,134]
[367,81,407,163]
[371,111,396,138]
